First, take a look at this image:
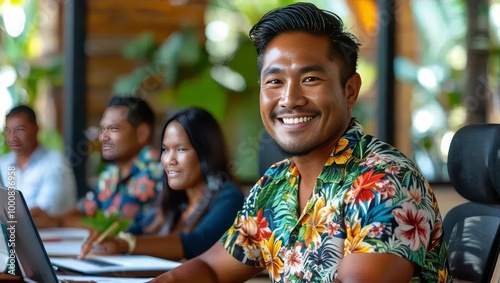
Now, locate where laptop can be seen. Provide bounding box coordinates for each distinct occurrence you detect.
[0,186,60,282]
[0,187,179,282]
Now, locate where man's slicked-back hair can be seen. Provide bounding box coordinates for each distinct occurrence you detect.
[249,2,361,86]
[107,96,155,127]
[6,105,37,125]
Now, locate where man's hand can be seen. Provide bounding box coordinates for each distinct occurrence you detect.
[30,207,60,228]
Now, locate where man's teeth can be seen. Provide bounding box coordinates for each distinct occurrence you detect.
[282,116,313,124]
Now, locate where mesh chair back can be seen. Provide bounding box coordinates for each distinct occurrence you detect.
[445,124,500,283]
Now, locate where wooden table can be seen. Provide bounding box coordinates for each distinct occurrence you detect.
[0,272,22,281]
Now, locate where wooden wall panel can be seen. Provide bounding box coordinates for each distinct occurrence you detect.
[86,0,207,45]
[394,1,418,157]
[84,0,208,132]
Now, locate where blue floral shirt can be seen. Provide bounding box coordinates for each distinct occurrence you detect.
[77,146,163,234]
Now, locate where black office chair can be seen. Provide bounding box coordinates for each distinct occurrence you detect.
[444,124,500,283]
[258,130,287,176]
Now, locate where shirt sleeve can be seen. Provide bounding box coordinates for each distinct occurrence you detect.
[35,153,77,215]
[220,179,270,268]
[0,158,9,187]
[76,186,101,217]
[343,164,439,270]
[180,183,244,259]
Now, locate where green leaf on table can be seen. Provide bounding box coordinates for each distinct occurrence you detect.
[80,210,132,237]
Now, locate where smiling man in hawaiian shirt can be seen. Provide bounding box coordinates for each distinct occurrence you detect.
[149,3,451,283]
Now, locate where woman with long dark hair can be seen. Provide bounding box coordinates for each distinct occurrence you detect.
[80,107,244,260]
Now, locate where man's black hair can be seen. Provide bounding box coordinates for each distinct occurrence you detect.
[6,105,37,125]
[107,96,155,141]
[249,2,361,86]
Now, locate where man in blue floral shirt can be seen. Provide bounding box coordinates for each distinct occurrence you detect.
[32,96,163,235]
[150,2,451,283]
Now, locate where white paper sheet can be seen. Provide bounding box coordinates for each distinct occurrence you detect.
[38,228,90,242]
[57,274,153,282]
[43,241,82,257]
[50,255,181,274]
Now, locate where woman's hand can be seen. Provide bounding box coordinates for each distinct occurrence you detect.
[78,230,129,259]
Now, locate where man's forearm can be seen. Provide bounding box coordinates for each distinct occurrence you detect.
[31,207,81,228]
[58,208,84,227]
[149,258,218,283]
[134,234,184,261]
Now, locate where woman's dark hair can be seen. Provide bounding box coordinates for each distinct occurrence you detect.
[159,107,232,231]
[249,2,361,86]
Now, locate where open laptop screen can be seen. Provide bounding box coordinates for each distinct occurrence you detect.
[0,186,59,283]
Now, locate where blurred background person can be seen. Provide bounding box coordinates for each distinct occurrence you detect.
[0,105,77,215]
[31,96,163,234]
[79,107,245,261]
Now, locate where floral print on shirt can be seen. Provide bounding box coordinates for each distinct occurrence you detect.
[78,146,163,235]
[221,119,451,283]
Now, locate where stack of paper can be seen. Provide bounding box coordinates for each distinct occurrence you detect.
[38,228,90,257]
[38,227,90,242]
[50,255,181,274]
[38,228,181,276]
[57,275,154,282]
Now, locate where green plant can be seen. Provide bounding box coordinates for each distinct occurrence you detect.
[113,26,231,120]
[80,210,132,236]
[0,0,64,154]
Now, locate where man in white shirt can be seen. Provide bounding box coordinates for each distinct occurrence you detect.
[0,105,77,215]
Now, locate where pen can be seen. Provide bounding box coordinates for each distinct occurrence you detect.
[95,221,119,244]
[79,221,120,259]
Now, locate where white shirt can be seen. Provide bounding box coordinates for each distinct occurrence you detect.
[0,146,77,215]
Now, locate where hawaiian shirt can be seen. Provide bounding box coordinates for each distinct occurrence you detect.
[221,119,451,283]
[77,145,163,235]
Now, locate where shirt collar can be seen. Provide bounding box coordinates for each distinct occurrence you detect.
[28,146,47,164]
[105,145,159,178]
[284,118,365,182]
[7,145,46,168]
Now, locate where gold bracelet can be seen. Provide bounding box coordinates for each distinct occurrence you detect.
[117,231,136,254]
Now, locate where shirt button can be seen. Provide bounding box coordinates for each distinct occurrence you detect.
[290,234,298,242]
